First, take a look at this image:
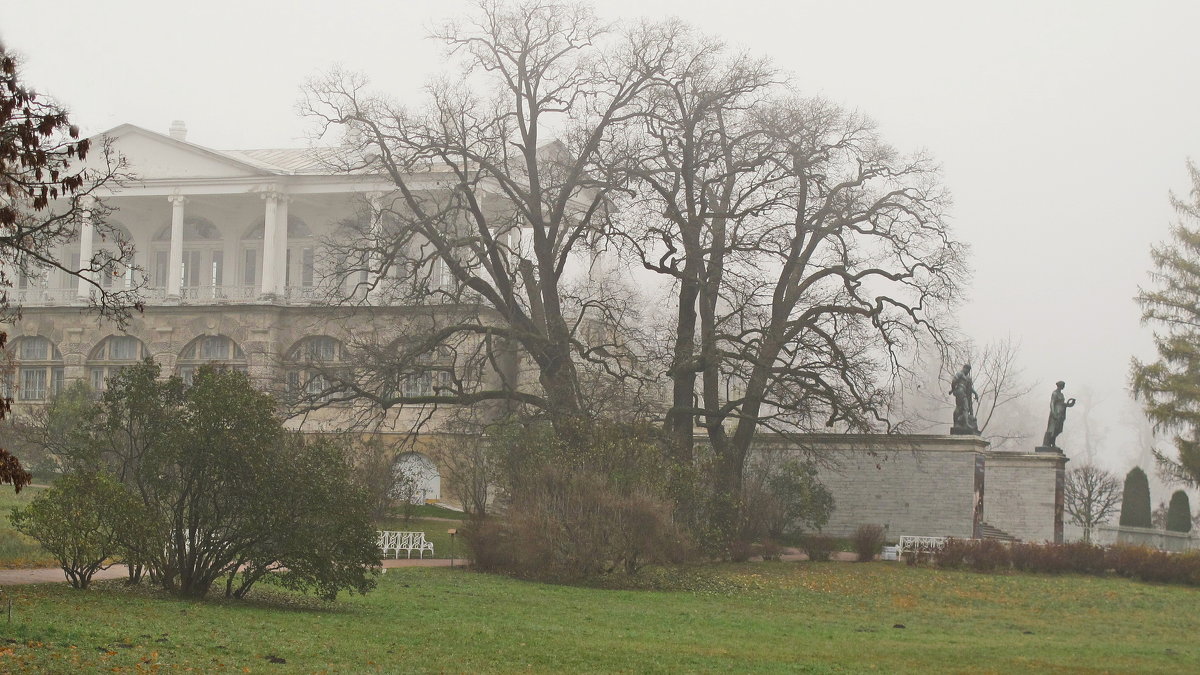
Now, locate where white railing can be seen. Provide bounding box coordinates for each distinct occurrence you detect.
[283,285,322,304]
[14,283,485,308]
[897,535,949,558]
[1094,524,1200,552]
[180,285,259,303]
[13,287,77,305]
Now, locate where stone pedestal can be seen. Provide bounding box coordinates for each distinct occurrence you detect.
[984,450,1069,543]
[1035,445,1064,454]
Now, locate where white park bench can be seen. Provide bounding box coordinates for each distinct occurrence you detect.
[377,530,436,559]
[896,535,948,561]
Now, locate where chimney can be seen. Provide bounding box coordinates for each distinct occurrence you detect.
[168,120,188,141]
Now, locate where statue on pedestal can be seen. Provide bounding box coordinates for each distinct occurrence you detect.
[950,363,980,435]
[1042,380,1076,448]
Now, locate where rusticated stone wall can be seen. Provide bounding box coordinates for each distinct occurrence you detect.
[756,434,989,540]
[982,451,1068,543]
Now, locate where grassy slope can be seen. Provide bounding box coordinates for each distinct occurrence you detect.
[0,486,56,568]
[0,563,1196,672]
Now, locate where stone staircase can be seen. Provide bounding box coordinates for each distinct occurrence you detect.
[979,522,1018,542]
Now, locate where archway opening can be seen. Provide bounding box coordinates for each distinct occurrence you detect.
[391,452,441,505]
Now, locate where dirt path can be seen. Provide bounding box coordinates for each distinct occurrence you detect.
[0,551,873,586]
[0,557,461,587]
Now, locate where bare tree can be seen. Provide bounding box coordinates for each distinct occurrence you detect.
[895,338,1034,449]
[1151,500,1169,530]
[1,43,139,490]
[2,47,140,323]
[612,37,966,509]
[298,1,676,431]
[1064,464,1123,542]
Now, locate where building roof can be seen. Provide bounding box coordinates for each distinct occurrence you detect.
[220,147,354,175]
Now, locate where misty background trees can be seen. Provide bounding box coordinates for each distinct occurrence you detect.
[1063,464,1122,542]
[1132,161,1200,489]
[6,0,1200,575]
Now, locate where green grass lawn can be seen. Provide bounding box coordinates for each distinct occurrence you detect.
[0,562,1196,672]
[375,506,467,560]
[0,486,56,568]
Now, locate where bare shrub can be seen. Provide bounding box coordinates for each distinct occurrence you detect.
[968,539,1010,572]
[343,437,398,520]
[801,534,837,562]
[935,538,971,569]
[463,418,692,579]
[852,525,885,562]
[464,466,689,579]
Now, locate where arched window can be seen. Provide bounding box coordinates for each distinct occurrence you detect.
[88,335,147,392]
[394,346,455,398]
[176,335,247,385]
[98,221,135,290]
[152,217,223,295]
[241,215,314,293]
[284,335,345,402]
[6,336,64,401]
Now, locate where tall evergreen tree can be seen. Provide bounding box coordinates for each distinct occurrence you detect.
[1119,466,1153,528]
[1166,490,1192,533]
[1132,162,1200,486]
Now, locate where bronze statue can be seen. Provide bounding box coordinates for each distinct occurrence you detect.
[1042,381,1076,447]
[950,363,980,435]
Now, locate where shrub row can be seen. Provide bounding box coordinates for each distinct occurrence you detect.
[933,539,1200,586]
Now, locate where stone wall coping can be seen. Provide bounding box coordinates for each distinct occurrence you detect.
[984,451,1070,466]
[743,433,991,452]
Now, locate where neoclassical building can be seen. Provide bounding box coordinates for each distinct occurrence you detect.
[3,121,453,500]
[3,122,1069,541]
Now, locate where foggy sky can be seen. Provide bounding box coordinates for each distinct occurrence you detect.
[3,0,1198,485]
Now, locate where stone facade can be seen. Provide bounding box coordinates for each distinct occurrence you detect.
[1,123,485,502]
[760,434,987,539]
[760,434,1064,542]
[982,451,1068,543]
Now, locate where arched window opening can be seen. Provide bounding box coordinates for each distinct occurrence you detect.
[392,346,456,398]
[391,452,441,504]
[177,335,247,385]
[87,335,147,393]
[152,217,223,295]
[284,335,345,403]
[98,221,135,290]
[6,336,64,401]
[242,215,315,294]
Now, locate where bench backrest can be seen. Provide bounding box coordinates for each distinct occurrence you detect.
[897,536,948,554]
[378,530,431,549]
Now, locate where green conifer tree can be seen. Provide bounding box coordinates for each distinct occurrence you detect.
[1119,467,1153,528]
[1166,489,1192,532]
[1132,162,1200,486]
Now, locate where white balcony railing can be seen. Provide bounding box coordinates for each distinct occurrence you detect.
[13,283,475,309]
[15,284,333,307]
[13,288,78,305]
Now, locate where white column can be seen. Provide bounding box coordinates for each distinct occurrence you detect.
[167,194,186,298]
[260,191,279,296]
[76,197,95,299]
[275,194,289,296]
[367,192,383,292]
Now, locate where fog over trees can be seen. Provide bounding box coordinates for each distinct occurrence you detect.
[3,0,1200,513]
